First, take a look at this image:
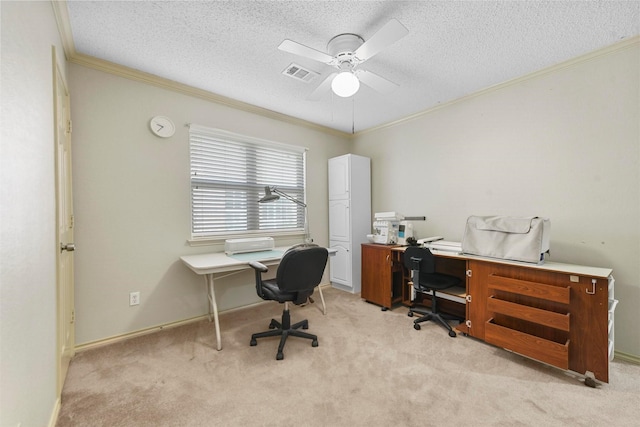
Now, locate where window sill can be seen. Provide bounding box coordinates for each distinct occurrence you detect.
[187,231,304,247]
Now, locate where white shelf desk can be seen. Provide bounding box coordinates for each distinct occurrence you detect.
[181,246,334,350]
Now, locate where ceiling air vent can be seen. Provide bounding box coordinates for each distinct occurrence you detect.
[282,63,318,83]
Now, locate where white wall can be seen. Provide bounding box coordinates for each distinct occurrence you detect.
[68,64,351,345]
[353,41,640,358]
[0,1,68,426]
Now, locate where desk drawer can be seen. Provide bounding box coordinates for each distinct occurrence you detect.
[487,274,570,304]
[487,296,570,331]
[485,319,569,370]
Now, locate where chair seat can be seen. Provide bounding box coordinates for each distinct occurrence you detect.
[260,279,311,305]
[415,272,460,291]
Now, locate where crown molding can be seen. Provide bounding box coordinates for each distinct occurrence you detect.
[69,53,351,138]
[51,1,351,139]
[355,35,640,137]
[53,0,636,140]
[51,0,76,60]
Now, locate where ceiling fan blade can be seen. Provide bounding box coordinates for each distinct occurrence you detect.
[354,18,409,62]
[355,69,399,95]
[307,73,337,101]
[278,39,334,64]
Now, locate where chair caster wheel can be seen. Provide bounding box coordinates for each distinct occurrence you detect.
[449,331,457,338]
[276,352,284,360]
[269,320,277,329]
[408,312,414,317]
[302,324,309,330]
[414,323,421,330]
[312,340,318,347]
[250,339,257,346]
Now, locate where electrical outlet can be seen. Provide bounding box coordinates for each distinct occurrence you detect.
[129,291,140,306]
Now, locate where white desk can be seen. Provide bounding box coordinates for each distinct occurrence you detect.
[181,246,333,350]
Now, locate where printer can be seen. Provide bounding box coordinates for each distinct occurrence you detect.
[372,212,404,244]
[224,237,274,254]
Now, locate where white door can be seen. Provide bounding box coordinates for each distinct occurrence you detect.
[328,155,350,200]
[329,243,351,286]
[329,199,350,241]
[54,51,75,395]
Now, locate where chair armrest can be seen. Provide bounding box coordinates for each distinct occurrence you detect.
[249,261,268,299]
[249,261,268,273]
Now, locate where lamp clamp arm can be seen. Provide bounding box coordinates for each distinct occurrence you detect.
[272,188,306,207]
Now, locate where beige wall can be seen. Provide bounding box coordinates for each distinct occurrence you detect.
[1,1,68,426]
[1,3,637,425]
[68,64,351,345]
[353,40,640,358]
[70,39,639,359]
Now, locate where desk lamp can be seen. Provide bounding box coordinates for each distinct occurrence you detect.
[258,186,311,244]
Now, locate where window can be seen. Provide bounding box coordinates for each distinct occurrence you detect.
[189,125,307,240]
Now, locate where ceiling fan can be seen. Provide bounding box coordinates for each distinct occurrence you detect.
[278,19,409,100]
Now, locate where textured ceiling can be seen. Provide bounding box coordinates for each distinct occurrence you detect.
[65,1,639,134]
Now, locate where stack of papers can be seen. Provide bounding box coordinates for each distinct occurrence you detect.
[425,240,462,253]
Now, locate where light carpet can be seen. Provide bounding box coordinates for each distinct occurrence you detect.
[57,287,639,426]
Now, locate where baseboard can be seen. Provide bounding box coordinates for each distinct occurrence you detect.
[614,350,640,365]
[75,282,332,352]
[49,397,61,427]
[75,314,210,352]
[329,282,360,294]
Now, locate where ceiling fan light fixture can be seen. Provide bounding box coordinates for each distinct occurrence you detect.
[331,71,360,97]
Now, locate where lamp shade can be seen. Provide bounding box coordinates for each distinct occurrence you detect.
[258,186,280,203]
[331,71,360,97]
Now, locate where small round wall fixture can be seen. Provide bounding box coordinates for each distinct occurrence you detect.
[149,116,175,138]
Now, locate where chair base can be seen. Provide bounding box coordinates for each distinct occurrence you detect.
[250,307,318,360]
[408,306,460,338]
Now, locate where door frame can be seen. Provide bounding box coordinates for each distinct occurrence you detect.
[53,46,75,396]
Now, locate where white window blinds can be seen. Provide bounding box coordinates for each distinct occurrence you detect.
[189,125,306,239]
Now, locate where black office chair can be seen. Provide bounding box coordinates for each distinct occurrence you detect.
[404,246,461,338]
[248,245,329,360]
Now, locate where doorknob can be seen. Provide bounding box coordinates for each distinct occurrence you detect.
[60,243,75,252]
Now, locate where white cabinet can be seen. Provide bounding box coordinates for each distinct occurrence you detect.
[328,154,371,294]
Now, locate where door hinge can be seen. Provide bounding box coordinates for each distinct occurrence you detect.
[69,214,74,229]
[66,119,73,134]
[466,269,472,277]
[465,294,472,303]
[71,310,75,323]
[465,320,472,328]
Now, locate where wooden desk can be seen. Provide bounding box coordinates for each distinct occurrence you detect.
[361,243,615,383]
[181,247,334,351]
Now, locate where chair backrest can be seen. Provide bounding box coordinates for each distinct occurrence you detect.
[403,246,436,275]
[276,245,329,292]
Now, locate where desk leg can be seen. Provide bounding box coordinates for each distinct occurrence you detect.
[317,286,326,315]
[204,274,222,351]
